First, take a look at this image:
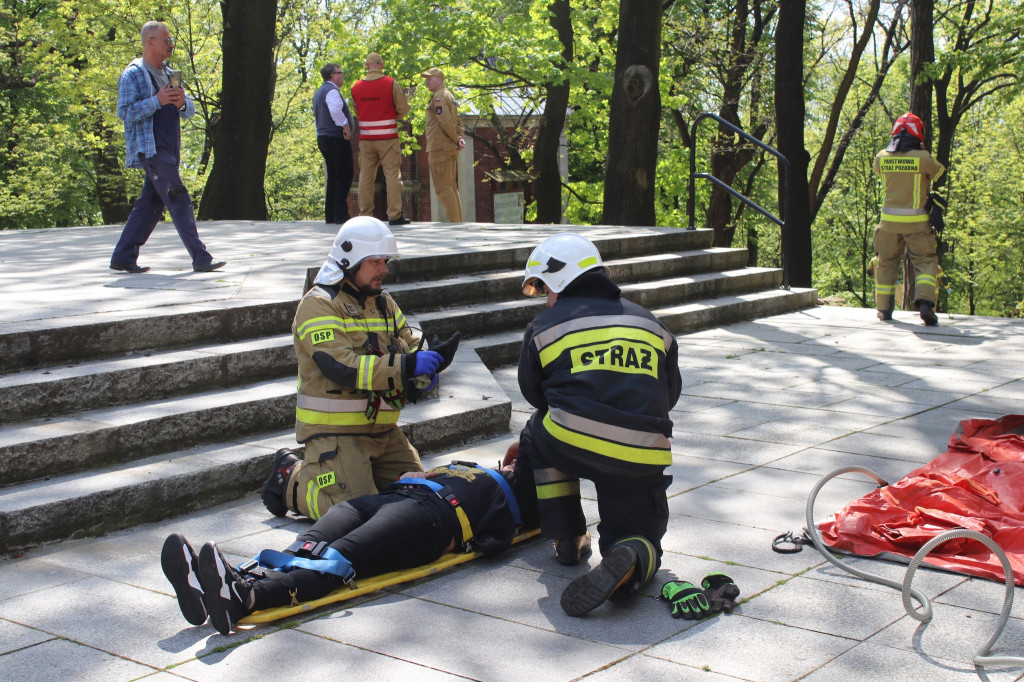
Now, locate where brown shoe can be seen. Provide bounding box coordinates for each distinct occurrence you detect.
[554,531,593,566]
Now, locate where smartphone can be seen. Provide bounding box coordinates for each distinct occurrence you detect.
[168,70,183,88]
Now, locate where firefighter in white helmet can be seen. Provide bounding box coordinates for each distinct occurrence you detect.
[872,112,945,326]
[516,233,682,616]
[261,216,460,521]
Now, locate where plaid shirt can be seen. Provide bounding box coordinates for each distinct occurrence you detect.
[116,58,195,169]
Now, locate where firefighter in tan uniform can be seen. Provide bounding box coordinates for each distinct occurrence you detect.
[351,53,411,225]
[872,112,945,326]
[421,67,466,222]
[260,217,460,521]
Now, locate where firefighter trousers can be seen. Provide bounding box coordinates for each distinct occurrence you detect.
[285,429,422,521]
[873,225,939,310]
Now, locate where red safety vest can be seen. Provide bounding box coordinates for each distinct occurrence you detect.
[351,76,399,140]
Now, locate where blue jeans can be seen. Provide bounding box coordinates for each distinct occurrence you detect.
[111,152,212,268]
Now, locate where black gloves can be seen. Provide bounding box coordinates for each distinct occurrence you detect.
[428,331,460,371]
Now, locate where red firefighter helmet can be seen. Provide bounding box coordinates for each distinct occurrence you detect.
[891,113,925,141]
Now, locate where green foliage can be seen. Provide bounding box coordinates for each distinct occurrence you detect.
[3,0,1024,320]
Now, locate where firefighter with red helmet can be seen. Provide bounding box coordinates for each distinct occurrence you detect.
[872,112,945,326]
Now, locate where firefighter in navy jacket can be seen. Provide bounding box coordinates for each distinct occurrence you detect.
[517,233,682,616]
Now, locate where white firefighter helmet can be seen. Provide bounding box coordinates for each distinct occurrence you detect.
[315,217,399,285]
[522,233,604,296]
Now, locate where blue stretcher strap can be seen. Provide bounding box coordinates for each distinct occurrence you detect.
[393,478,474,546]
[480,468,522,527]
[250,548,355,582]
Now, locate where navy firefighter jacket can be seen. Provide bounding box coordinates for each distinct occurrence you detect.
[517,270,682,476]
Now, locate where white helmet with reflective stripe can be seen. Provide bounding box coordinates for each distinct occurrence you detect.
[522,233,604,297]
[315,216,399,285]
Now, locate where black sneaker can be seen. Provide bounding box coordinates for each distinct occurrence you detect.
[388,216,411,226]
[160,533,207,625]
[560,544,637,616]
[198,542,254,636]
[261,448,299,517]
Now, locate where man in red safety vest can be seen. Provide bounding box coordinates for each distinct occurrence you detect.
[350,52,411,226]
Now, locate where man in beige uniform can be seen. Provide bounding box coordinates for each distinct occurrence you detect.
[421,67,465,222]
[872,112,945,326]
[351,53,411,225]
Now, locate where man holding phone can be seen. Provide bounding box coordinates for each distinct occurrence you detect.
[111,21,225,274]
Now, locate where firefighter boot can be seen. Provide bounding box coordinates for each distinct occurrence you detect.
[560,543,638,616]
[554,530,593,566]
[877,295,894,321]
[918,300,938,326]
[261,448,299,517]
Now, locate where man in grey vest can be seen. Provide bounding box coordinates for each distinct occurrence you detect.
[313,63,354,224]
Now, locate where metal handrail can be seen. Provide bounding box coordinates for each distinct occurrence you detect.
[686,112,791,289]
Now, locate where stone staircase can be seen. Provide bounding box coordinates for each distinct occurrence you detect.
[0,228,816,553]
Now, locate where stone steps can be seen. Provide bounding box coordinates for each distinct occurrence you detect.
[0,227,817,553]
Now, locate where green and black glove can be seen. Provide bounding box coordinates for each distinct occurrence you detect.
[701,572,740,613]
[661,581,712,620]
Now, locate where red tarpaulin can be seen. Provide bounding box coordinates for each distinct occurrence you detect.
[818,414,1024,585]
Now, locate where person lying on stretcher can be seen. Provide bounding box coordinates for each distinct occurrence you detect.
[160,447,539,635]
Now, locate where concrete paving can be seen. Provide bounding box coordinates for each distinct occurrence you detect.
[2,221,1024,680]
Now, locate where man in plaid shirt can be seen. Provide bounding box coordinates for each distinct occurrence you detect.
[110,21,224,274]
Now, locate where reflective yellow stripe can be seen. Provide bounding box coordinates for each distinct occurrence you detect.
[880,213,929,223]
[578,256,598,269]
[538,326,665,368]
[357,354,376,391]
[542,412,671,466]
[296,316,399,340]
[616,535,656,581]
[875,284,896,294]
[305,480,323,521]
[536,481,580,500]
[916,274,937,287]
[296,406,400,426]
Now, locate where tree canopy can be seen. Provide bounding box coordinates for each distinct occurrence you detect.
[2,0,1022,317]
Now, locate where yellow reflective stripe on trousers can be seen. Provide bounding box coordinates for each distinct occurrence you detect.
[916,273,937,288]
[305,480,324,521]
[296,406,399,426]
[875,283,896,294]
[536,480,581,500]
[542,411,671,466]
[537,326,667,369]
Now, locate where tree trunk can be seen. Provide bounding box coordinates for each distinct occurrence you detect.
[601,0,662,226]
[774,0,812,287]
[534,0,572,224]
[903,0,935,308]
[198,0,277,220]
[90,115,132,225]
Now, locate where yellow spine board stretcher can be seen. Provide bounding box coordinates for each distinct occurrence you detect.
[240,528,541,624]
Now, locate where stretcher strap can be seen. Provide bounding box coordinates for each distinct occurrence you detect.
[249,548,355,582]
[480,468,522,527]
[393,478,474,546]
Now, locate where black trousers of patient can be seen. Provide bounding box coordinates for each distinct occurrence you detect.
[252,490,457,610]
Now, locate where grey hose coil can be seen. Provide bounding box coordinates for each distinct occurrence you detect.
[805,466,1024,668]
